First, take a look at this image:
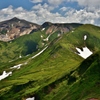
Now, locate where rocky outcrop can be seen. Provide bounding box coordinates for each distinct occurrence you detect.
[41,22,82,35]
[0,18,82,42]
[0,17,40,41]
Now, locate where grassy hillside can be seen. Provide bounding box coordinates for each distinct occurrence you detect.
[62,52,100,100]
[0,30,46,63]
[0,24,100,100]
[0,39,83,100]
[38,52,100,100]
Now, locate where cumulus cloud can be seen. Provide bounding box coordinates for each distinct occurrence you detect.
[32,3,54,11]
[0,5,100,26]
[65,8,100,25]
[29,0,42,3]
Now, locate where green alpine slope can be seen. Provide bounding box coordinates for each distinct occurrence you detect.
[0,31,41,63]
[0,24,100,100]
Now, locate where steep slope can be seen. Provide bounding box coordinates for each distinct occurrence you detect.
[0,21,82,63]
[62,52,100,100]
[0,30,43,63]
[39,52,100,100]
[0,34,83,100]
[0,24,100,100]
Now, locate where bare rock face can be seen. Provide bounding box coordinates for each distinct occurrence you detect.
[42,22,82,35]
[0,18,82,42]
[0,17,40,41]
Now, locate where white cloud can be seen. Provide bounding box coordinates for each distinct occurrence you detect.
[68,0,100,8]
[29,0,42,3]
[64,8,100,25]
[48,0,65,6]
[0,5,100,26]
[60,7,67,11]
[32,3,54,11]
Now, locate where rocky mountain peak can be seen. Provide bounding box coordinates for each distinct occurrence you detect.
[42,22,52,28]
[0,18,40,41]
[9,17,20,21]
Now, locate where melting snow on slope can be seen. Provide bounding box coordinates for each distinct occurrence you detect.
[19,55,22,58]
[84,35,87,40]
[32,46,48,59]
[43,34,51,42]
[10,62,27,70]
[10,64,23,69]
[72,31,74,33]
[57,33,60,37]
[41,35,43,38]
[76,47,93,59]
[0,71,12,81]
[26,97,35,100]
[0,46,48,81]
[9,46,48,70]
[42,28,45,31]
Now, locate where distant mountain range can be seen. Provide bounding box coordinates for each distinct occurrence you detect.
[0,17,100,100]
[0,17,82,41]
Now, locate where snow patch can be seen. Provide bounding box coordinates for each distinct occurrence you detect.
[84,35,87,40]
[72,31,74,33]
[19,55,22,58]
[42,28,45,31]
[41,35,43,38]
[0,71,12,81]
[76,47,93,59]
[26,97,35,100]
[32,46,48,59]
[43,34,51,42]
[10,64,23,69]
[57,34,60,37]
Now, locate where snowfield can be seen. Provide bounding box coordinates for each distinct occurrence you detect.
[0,46,48,81]
[76,46,93,59]
[84,35,87,40]
[43,34,51,42]
[10,64,23,69]
[26,97,35,100]
[32,46,48,59]
[0,71,12,81]
[41,28,45,31]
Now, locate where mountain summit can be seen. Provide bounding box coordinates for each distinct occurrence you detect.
[0,18,83,41]
[0,17,40,41]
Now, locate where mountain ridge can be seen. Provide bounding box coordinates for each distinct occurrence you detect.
[0,18,100,100]
[0,17,82,41]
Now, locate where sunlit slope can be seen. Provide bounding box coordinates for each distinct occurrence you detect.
[0,24,100,100]
[40,52,100,100]
[0,30,46,63]
[0,37,83,100]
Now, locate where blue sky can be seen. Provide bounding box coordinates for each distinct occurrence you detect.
[0,0,80,11]
[0,0,34,10]
[0,0,100,25]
